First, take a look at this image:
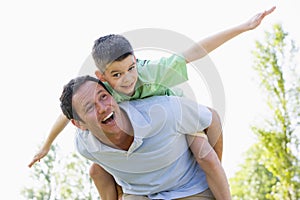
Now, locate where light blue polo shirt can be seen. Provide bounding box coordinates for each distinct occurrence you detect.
[75,96,212,199]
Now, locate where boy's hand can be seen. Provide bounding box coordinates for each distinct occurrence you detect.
[244,6,276,30]
[28,148,49,168]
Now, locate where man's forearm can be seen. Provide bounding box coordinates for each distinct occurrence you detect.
[188,135,231,199]
[200,150,231,200]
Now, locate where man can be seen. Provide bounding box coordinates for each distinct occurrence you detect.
[60,75,231,199]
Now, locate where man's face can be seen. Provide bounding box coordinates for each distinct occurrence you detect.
[102,55,138,96]
[72,81,125,141]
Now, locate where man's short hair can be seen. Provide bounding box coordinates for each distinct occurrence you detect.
[60,75,110,121]
[92,34,134,72]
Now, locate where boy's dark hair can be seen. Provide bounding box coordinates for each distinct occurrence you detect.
[92,34,134,72]
[60,75,110,121]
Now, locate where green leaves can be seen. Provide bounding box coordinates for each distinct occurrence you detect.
[230,24,300,200]
[22,144,99,200]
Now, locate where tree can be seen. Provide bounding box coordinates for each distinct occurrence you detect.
[22,145,58,200]
[230,24,300,200]
[22,144,99,200]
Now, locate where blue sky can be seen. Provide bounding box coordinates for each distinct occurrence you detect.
[0,0,299,199]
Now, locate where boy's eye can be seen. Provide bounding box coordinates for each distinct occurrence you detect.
[128,65,136,71]
[112,73,121,78]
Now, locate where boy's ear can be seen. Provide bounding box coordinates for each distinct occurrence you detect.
[95,70,107,82]
[71,119,88,130]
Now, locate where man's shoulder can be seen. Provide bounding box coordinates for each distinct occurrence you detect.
[120,96,195,115]
[124,95,179,105]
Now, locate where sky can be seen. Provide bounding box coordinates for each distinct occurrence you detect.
[0,0,299,199]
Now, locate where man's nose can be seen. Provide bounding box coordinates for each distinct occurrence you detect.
[95,101,106,114]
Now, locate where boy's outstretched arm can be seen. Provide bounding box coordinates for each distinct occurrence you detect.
[182,6,276,63]
[28,113,69,167]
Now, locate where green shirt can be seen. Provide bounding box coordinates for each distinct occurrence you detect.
[104,54,188,103]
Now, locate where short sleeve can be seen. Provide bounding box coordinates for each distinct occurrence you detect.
[173,97,212,135]
[137,54,188,88]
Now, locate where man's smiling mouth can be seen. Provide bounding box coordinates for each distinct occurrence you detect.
[101,112,114,124]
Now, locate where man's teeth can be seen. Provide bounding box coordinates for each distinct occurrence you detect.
[102,112,113,122]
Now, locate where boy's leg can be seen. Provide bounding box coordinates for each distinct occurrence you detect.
[205,108,223,161]
[89,163,122,199]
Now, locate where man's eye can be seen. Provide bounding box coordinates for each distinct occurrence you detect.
[101,94,107,100]
[85,105,94,113]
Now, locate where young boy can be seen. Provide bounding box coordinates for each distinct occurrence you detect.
[29,6,275,199]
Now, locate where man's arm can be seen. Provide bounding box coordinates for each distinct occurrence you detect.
[182,6,276,63]
[188,135,231,200]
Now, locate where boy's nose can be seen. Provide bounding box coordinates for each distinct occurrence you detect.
[123,73,132,83]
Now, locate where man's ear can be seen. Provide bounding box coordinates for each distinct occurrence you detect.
[95,70,107,82]
[71,119,88,130]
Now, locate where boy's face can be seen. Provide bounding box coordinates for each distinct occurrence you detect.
[98,55,138,96]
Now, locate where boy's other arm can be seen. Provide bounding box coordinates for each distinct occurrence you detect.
[182,6,276,63]
[28,113,69,167]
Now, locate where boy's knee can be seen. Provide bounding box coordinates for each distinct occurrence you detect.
[89,163,102,179]
[208,107,220,120]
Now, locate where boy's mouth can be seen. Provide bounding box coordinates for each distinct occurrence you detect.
[101,112,114,124]
[122,82,134,89]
